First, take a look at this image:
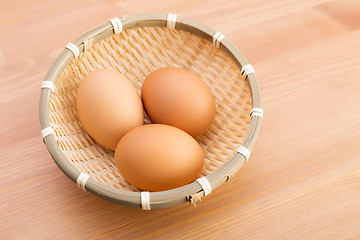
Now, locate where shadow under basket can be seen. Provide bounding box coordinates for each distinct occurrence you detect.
[39,13,263,210]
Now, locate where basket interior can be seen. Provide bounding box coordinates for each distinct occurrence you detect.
[49,26,252,192]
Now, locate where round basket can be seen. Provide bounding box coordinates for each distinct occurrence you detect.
[39,13,263,210]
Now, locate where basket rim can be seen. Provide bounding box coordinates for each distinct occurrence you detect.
[39,12,263,209]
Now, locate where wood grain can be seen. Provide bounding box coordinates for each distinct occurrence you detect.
[1,0,359,239]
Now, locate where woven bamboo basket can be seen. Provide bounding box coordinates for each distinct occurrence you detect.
[39,13,263,210]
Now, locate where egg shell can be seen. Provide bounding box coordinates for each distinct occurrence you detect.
[76,69,144,150]
[141,67,216,137]
[114,124,204,191]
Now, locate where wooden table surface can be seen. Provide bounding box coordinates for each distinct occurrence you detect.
[1,0,359,239]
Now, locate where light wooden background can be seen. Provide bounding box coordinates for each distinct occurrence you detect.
[1,0,359,239]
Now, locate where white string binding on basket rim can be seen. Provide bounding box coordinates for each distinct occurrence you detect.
[65,43,80,58]
[109,17,123,34]
[41,81,55,93]
[141,191,151,210]
[251,108,264,119]
[76,172,90,192]
[236,146,251,162]
[241,64,255,79]
[41,126,55,139]
[213,32,225,48]
[167,13,177,29]
[197,176,212,196]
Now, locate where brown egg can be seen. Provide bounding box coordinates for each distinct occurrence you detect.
[141,67,216,137]
[76,69,144,150]
[114,124,204,191]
